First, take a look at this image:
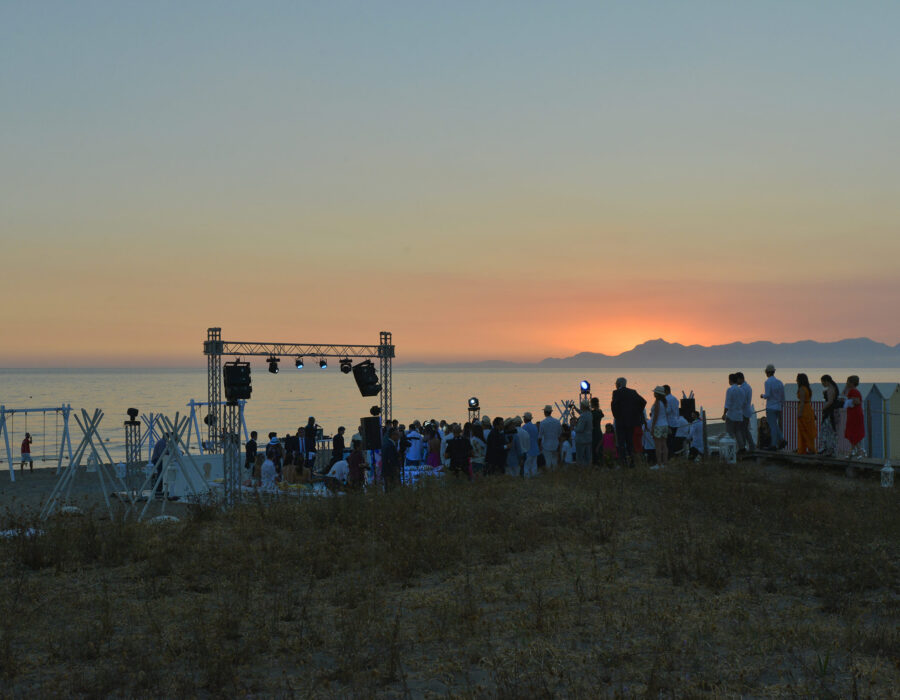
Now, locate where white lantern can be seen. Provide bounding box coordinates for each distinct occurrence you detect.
[719,434,737,464]
[882,461,894,488]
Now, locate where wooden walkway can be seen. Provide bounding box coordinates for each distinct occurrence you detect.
[743,448,887,475]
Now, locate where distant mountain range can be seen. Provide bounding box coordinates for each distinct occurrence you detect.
[401,338,900,369]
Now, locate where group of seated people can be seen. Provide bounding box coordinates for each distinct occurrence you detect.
[243,426,369,492]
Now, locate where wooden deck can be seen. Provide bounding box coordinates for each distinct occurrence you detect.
[743,448,887,475]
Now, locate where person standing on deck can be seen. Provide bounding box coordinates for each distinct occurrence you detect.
[795,373,817,455]
[723,374,746,450]
[736,372,755,451]
[760,365,786,450]
[842,375,866,459]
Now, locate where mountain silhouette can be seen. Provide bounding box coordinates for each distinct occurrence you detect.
[401,338,900,368]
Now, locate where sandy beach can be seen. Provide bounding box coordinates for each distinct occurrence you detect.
[0,465,195,519]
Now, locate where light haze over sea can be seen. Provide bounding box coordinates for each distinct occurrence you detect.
[1,367,898,464]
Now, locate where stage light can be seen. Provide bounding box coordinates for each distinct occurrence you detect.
[370,405,381,416]
[267,357,280,374]
[319,358,328,369]
[468,397,479,409]
[580,380,590,392]
[295,357,304,369]
[339,358,352,374]
[126,407,139,421]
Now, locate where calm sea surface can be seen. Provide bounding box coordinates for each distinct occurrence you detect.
[1,367,897,464]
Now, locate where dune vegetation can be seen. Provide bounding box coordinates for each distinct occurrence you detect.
[1,461,898,697]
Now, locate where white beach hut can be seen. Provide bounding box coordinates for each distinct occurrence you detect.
[865,383,900,460]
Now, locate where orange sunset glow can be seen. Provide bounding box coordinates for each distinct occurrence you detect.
[2,2,899,367]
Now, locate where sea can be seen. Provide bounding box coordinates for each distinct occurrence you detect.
[1,367,897,465]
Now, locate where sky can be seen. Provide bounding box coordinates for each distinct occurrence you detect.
[2,1,899,367]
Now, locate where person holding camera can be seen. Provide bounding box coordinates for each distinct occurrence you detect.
[568,400,593,465]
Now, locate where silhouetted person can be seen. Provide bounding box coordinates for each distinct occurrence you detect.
[245,430,258,474]
[381,428,401,490]
[330,426,346,467]
[611,377,646,466]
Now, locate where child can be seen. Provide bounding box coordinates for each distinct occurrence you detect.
[641,415,655,465]
[602,423,618,461]
[561,425,576,464]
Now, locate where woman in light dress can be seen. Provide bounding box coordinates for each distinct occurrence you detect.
[649,386,669,469]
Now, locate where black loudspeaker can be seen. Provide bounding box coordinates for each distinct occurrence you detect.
[361,417,382,450]
[224,361,252,402]
[352,360,382,397]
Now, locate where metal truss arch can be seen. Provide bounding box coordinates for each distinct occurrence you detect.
[203,328,394,450]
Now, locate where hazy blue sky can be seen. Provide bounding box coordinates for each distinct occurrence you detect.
[2,1,898,365]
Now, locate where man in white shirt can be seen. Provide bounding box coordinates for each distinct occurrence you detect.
[521,412,540,477]
[760,364,786,450]
[673,415,690,455]
[723,373,747,450]
[538,405,561,468]
[514,416,531,475]
[663,385,680,454]
[404,422,424,467]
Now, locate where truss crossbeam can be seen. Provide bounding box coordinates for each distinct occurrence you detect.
[207,342,385,358]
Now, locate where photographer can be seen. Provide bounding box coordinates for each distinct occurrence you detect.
[568,400,593,465]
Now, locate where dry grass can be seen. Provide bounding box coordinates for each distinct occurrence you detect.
[1,461,898,697]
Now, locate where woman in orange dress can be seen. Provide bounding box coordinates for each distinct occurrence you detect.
[796,373,817,455]
[842,375,866,458]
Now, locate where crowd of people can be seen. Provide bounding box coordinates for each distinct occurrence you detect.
[742,365,867,458]
[237,367,873,493]
[241,377,709,492]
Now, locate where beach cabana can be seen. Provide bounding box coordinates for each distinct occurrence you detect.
[886,383,900,460]
[866,385,887,459]
[865,383,900,460]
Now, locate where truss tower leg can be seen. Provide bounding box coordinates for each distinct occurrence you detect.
[206,327,222,451]
[379,331,394,423]
[222,401,241,508]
